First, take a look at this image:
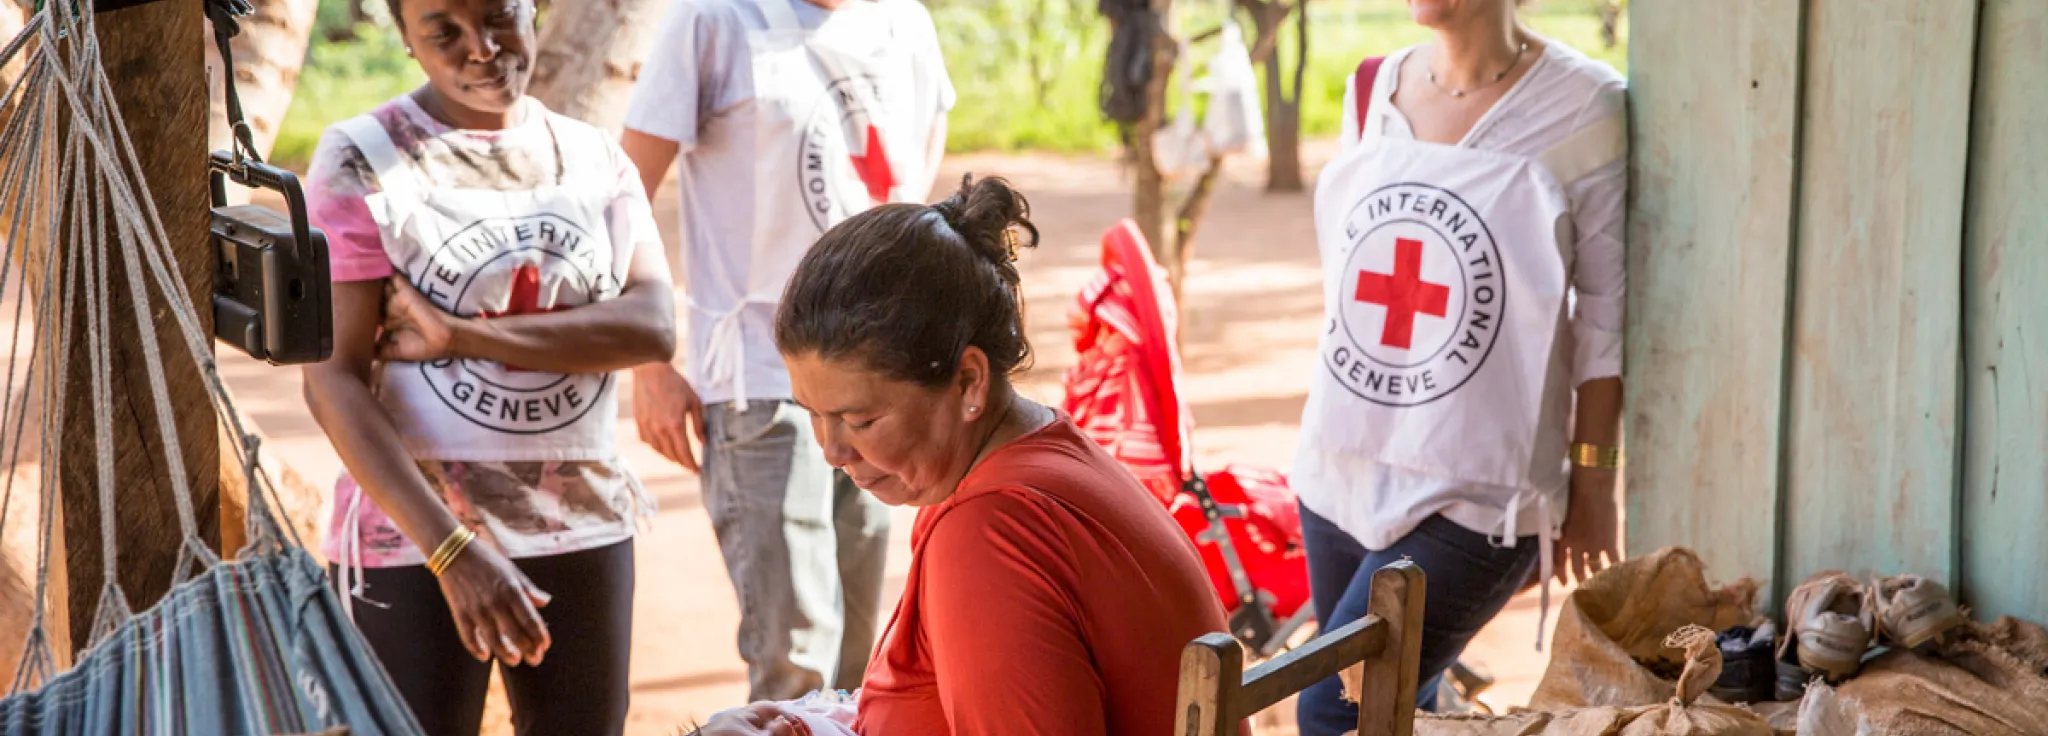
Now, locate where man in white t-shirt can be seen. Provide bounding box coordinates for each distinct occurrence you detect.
[620,0,955,701]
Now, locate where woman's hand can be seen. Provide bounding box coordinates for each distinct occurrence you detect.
[378,276,457,362]
[436,540,554,667]
[689,704,811,736]
[1554,466,1619,586]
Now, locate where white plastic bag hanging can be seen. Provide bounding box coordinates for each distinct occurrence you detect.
[1200,20,1267,160]
[1152,39,1210,180]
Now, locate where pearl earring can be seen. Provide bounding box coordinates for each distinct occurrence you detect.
[968,406,980,415]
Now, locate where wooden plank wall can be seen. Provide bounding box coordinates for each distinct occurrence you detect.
[1780,0,1977,590]
[1622,0,1802,595]
[1632,1,2048,617]
[1961,0,2048,622]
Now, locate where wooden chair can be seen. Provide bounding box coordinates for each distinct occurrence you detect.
[1175,560,1426,736]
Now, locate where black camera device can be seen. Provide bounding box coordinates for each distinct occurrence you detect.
[209,151,332,365]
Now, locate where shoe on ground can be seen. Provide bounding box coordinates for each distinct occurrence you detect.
[1870,574,1966,651]
[1774,633,1814,702]
[1448,659,1495,699]
[1782,572,1872,681]
[1710,622,1777,703]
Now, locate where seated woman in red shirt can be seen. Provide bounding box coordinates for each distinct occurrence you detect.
[691,177,1232,736]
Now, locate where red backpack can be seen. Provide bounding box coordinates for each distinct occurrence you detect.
[1353,56,1386,140]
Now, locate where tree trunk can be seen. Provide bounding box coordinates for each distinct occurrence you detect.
[1598,0,1620,49]
[205,0,318,160]
[1131,0,1177,281]
[205,0,317,200]
[1243,0,1304,193]
[527,0,666,133]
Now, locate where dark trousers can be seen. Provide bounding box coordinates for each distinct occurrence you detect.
[1295,507,1539,736]
[334,539,636,736]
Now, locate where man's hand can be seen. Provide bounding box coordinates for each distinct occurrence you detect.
[633,363,707,473]
[1554,466,1620,586]
[377,276,458,363]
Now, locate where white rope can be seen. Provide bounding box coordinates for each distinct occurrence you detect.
[0,0,330,688]
[33,5,219,571]
[0,55,50,559]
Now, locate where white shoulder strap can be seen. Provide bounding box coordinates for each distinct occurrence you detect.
[753,0,801,32]
[1537,106,1627,187]
[333,114,417,201]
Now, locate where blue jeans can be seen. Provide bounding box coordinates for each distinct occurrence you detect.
[1295,506,1540,736]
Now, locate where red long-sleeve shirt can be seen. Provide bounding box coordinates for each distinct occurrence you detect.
[854,418,1233,735]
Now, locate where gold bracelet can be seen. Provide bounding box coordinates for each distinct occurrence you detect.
[1571,443,1623,470]
[427,526,477,577]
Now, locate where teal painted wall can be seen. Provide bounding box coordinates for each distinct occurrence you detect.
[1626,0,2046,621]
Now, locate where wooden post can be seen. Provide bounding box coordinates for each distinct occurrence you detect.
[43,0,215,653]
[1354,561,1423,736]
[1130,0,1175,275]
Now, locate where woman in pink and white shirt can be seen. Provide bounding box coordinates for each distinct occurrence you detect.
[299,0,673,733]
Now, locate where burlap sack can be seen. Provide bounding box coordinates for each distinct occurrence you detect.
[1529,548,1760,709]
[1792,682,1867,736]
[1827,617,2048,735]
[1414,709,1627,736]
[1416,626,1772,736]
[1612,626,1773,736]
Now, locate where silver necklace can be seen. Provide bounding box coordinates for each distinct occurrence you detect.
[1428,41,1528,98]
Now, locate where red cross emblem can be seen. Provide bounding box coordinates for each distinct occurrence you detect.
[478,264,567,372]
[1353,238,1450,350]
[847,125,896,204]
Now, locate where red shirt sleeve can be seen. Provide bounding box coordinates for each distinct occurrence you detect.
[920,491,1111,736]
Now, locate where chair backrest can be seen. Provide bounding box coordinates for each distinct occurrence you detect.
[1175,561,1426,736]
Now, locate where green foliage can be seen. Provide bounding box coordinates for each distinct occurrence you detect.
[928,0,1627,154]
[927,0,1118,152]
[268,0,1628,165]
[270,11,422,170]
[1294,3,1628,142]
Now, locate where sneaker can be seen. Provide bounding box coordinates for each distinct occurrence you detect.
[1774,637,1813,702]
[1447,659,1495,700]
[1782,572,1873,680]
[1870,574,1965,651]
[1710,622,1777,703]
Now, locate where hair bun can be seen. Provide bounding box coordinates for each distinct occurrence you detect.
[933,174,1039,266]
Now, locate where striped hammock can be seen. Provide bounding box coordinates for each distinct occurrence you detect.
[0,2,421,734]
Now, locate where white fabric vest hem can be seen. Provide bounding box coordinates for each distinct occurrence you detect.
[1290,445,1565,552]
[396,445,627,464]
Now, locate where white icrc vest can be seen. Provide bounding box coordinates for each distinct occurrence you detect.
[1304,52,1626,651]
[335,104,633,462]
[1304,57,1626,511]
[693,0,926,407]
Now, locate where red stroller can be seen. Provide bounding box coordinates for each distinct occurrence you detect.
[1061,220,1314,657]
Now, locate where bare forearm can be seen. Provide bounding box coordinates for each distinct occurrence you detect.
[303,370,462,551]
[1571,376,1623,508]
[1573,377,1622,447]
[449,289,676,374]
